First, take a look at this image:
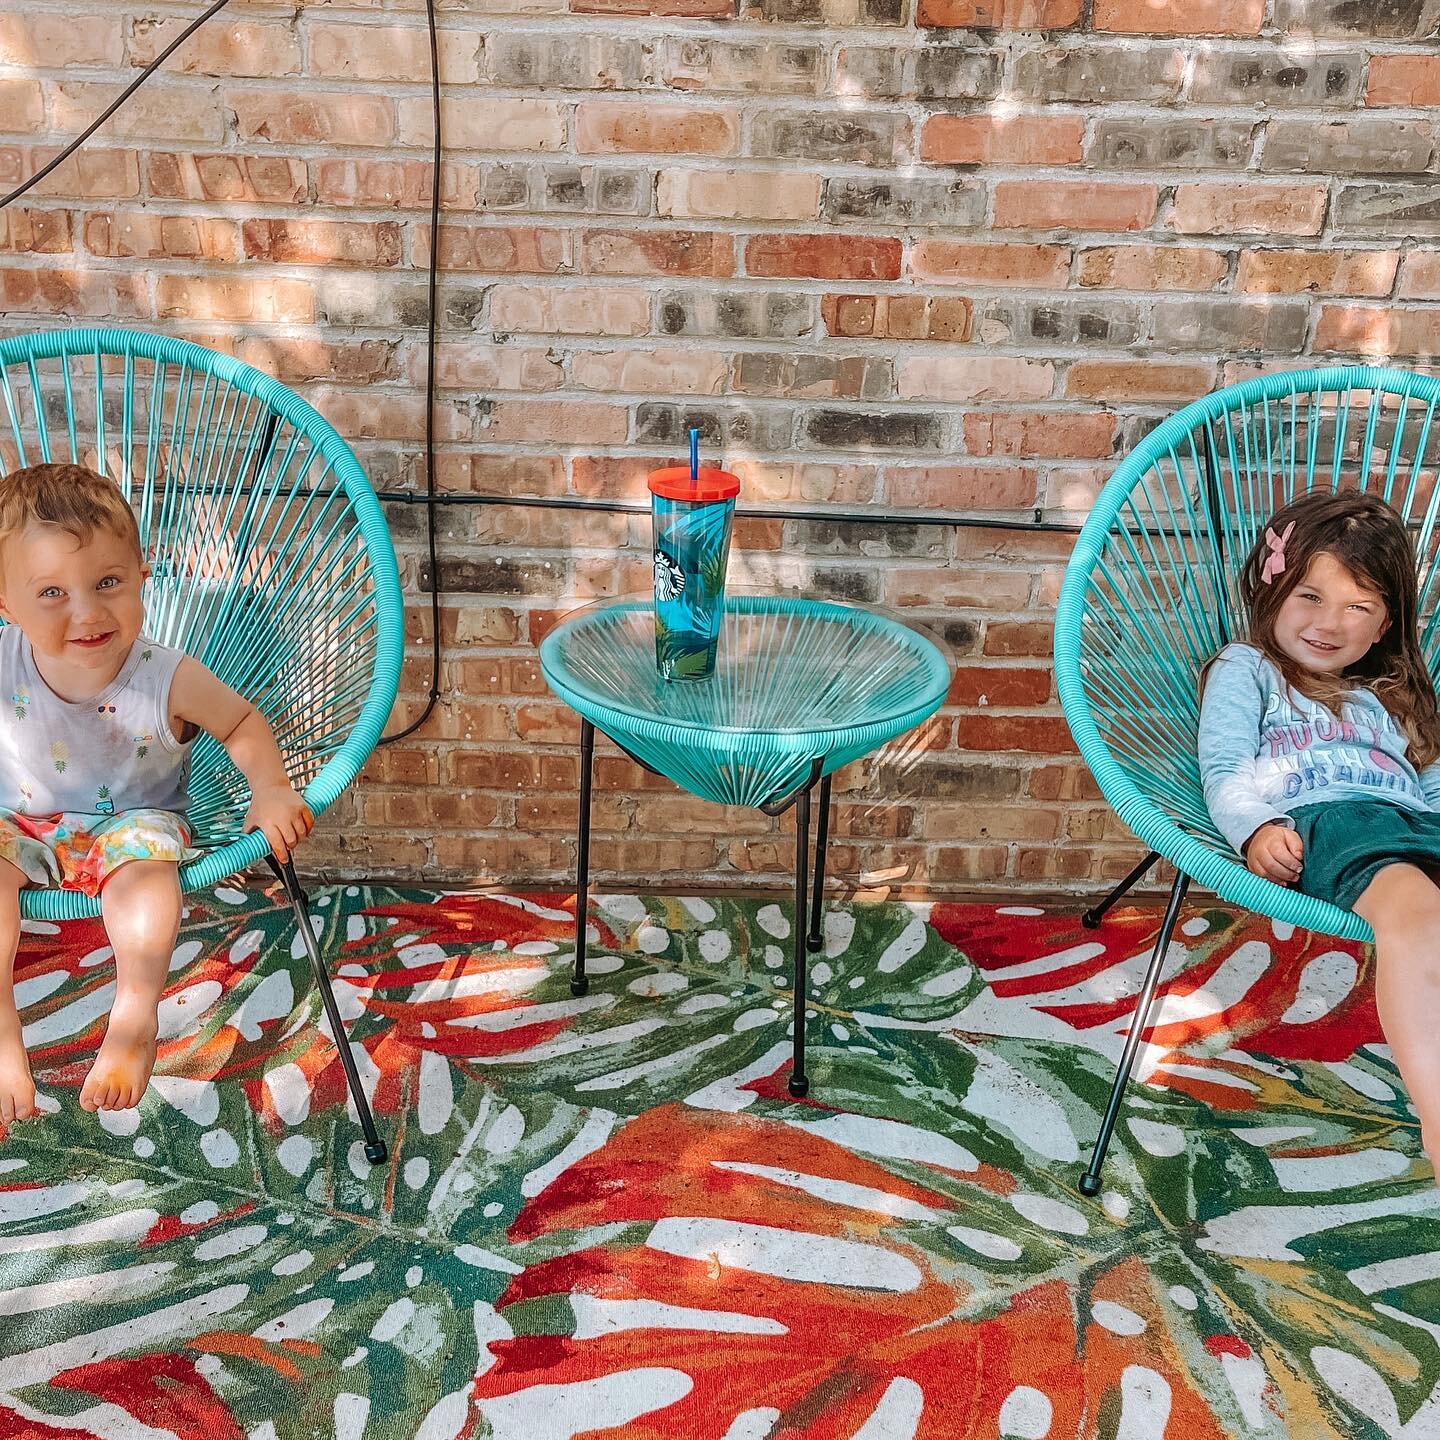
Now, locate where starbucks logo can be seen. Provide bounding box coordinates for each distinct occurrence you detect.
[653,549,685,602]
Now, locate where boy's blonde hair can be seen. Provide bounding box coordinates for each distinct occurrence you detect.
[0,463,142,561]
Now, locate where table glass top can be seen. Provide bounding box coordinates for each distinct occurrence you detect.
[539,595,951,737]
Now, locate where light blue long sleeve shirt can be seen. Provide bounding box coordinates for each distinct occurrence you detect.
[1197,642,1440,854]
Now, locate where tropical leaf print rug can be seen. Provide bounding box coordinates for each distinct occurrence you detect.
[1,886,1437,1439]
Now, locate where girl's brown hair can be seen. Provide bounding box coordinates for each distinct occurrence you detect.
[1240,489,1440,767]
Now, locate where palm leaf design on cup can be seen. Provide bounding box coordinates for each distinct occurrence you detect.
[678,505,731,628]
[698,539,730,599]
[683,503,732,599]
[654,613,689,679]
[670,644,713,680]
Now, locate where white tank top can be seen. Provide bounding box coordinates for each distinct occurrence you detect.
[0,627,191,816]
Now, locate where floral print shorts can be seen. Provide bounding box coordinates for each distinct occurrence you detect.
[0,809,193,897]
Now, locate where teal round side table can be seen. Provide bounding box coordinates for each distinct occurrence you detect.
[539,595,952,1097]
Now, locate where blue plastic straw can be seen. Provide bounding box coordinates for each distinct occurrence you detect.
[689,427,699,485]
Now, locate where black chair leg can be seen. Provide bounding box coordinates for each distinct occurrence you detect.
[573,720,595,998]
[806,774,831,954]
[1080,871,1188,1196]
[267,856,387,1165]
[789,785,812,1098]
[1082,850,1161,929]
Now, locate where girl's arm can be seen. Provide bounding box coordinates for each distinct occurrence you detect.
[1198,646,1291,856]
[169,657,313,863]
[1420,758,1440,811]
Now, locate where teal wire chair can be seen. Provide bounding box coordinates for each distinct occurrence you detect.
[1055,365,1440,1194]
[0,328,404,1162]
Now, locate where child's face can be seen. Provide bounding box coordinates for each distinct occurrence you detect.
[1273,550,1389,675]
[0,522,148,679]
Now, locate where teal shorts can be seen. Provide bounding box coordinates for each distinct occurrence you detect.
[1290,800,1440,911]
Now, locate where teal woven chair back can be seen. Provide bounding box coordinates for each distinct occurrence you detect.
[0,329,404,917]
[1056,367,1440,941]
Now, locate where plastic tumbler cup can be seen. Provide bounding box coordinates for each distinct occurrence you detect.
[648,463,740,681]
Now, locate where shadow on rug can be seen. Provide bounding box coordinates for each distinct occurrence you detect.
[0,886,1437,1438]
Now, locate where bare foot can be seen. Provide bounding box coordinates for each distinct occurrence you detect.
[0,1011,36,1126]
[80,1000,158,1112]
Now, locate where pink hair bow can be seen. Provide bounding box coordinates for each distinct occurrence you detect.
[1260,520,1295,585]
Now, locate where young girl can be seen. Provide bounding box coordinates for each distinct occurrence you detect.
[0,463,314,1127]
[1199,489,1440,1176]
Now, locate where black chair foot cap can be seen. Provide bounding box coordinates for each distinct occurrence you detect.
[1078,1173,1102,1197]
[364,1141,388,1165]
[570,977,589,997]
[805,933,823,953]
[788,1075,809,1098]
[1081,912,1102,930]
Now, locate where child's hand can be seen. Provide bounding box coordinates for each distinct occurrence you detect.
[1244,822,1304,885]
[244,784,314,864]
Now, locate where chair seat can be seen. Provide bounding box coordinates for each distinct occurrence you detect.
[541,596,951,808]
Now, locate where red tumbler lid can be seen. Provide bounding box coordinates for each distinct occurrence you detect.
[647,465,741,503]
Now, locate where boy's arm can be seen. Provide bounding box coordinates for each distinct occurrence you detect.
[1198,647,1291,856]
[170,657,313,862]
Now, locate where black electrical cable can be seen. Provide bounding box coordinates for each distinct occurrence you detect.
[149,480,1089,534]
[0,0,444,742]
[377,0,443,745]
[376,489,1085,534]
[0,0,238,209]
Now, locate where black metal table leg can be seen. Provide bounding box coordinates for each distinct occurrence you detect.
[1080,871,1189,1196]
[267,856,387,1165]
[565,732,824,1098]
[806,773,832,954]
[789,784,812,1098]
[1082,850,1161,929]
[573,719,595,998]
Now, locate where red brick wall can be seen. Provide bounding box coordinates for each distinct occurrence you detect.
[0,0,1434,895]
